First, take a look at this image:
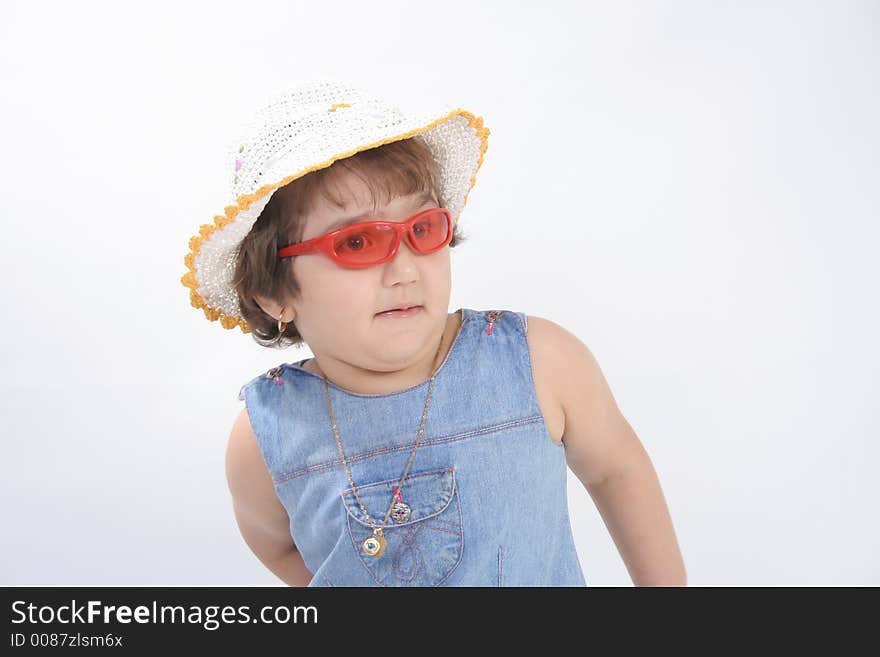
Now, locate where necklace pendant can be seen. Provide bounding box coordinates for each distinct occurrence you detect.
[363,529,387,557]
[390,501,411,523]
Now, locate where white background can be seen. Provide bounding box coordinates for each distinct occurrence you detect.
[1,0,877,586]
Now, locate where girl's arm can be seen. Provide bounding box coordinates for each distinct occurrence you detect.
[527,316,687,586]
[226,408,314,587]
[261,549,314,588]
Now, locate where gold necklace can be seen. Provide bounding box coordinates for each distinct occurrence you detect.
[322,338,445,558]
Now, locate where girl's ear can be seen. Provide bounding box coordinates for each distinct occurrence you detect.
[253,294,296,323]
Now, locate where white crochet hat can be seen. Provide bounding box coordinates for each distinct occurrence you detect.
[180,78,490,335]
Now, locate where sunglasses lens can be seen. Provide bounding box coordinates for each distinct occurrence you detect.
[332,210,449,265]
[410,209,449,251]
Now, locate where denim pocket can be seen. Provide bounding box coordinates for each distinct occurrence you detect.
[342,466,463,587]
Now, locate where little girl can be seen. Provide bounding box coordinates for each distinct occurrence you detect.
[181,79,686,586]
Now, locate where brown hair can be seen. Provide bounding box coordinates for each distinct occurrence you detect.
[232,136,468,349]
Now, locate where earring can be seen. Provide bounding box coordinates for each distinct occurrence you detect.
[274,311,287,345]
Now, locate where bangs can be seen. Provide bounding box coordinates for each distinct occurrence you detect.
[278,137,440,240]
[314,138,439,214]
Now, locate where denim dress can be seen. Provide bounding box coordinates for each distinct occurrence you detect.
[237,308,587,587]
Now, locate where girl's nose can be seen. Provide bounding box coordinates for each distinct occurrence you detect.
[382,235,420,279]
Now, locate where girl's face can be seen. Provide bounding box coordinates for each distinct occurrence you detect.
[286,169,452,373]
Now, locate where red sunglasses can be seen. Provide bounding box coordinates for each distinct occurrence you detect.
[277,208,453,268]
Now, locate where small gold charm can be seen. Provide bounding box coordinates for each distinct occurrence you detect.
[363,529,387,557]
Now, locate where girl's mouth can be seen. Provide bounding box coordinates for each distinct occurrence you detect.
[376,305,423,318]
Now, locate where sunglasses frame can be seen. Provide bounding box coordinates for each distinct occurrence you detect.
[277,207,453,268]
